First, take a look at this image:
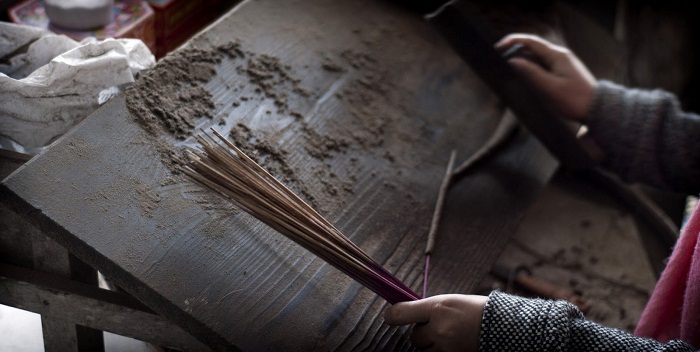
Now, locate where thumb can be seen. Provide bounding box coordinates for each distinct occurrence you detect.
[508,57,556,91]
[384,299,434,326]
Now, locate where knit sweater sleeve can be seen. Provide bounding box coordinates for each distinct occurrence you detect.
[478,291,697,352]
[586,80,700,194]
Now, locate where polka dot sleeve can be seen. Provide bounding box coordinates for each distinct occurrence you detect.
[478,291,697,352]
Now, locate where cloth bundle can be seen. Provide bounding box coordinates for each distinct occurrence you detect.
[0,22,155,154]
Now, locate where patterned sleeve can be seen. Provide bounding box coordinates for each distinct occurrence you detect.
[478,291,697,352]
[585,80,700,194]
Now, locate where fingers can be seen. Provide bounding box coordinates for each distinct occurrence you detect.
[383,299,435,326]
[495,33,565,68]
[385,295,487,352]
[495,33,557,53]
[384,303,436,350]
[495,33,597,122]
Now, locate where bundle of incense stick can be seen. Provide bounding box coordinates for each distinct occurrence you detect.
[182,129,420,304]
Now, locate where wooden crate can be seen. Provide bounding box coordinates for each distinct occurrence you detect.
[147,0,230,58]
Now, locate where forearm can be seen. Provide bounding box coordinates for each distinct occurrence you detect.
[478,291,697,352]
[586,81,700,194]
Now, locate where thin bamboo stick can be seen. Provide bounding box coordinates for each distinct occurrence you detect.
[422,150,456,298]
[421,113,519,297]
[424,150,457,255]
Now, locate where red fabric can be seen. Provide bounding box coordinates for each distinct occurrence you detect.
[635,201,700,348]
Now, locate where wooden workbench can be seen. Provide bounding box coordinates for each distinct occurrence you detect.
[1,0,558,350]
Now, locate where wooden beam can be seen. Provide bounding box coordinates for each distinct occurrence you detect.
[0,263,209,352]
[40,318,80,352]
[27,216,104,351]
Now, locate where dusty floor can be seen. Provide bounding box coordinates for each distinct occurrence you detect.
[485,169,662,332]
[1,168,675,349]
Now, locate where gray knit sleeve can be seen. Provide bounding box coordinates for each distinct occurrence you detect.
[586,80,700,194]
[478,291,583,351]
[478,291,697,352]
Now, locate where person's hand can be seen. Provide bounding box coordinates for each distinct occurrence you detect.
[384,294,488,352]
[495,34,597,122]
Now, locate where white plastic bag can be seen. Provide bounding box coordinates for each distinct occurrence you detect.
[0,22,155,153]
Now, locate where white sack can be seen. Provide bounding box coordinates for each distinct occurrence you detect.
[0,22,155,152]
